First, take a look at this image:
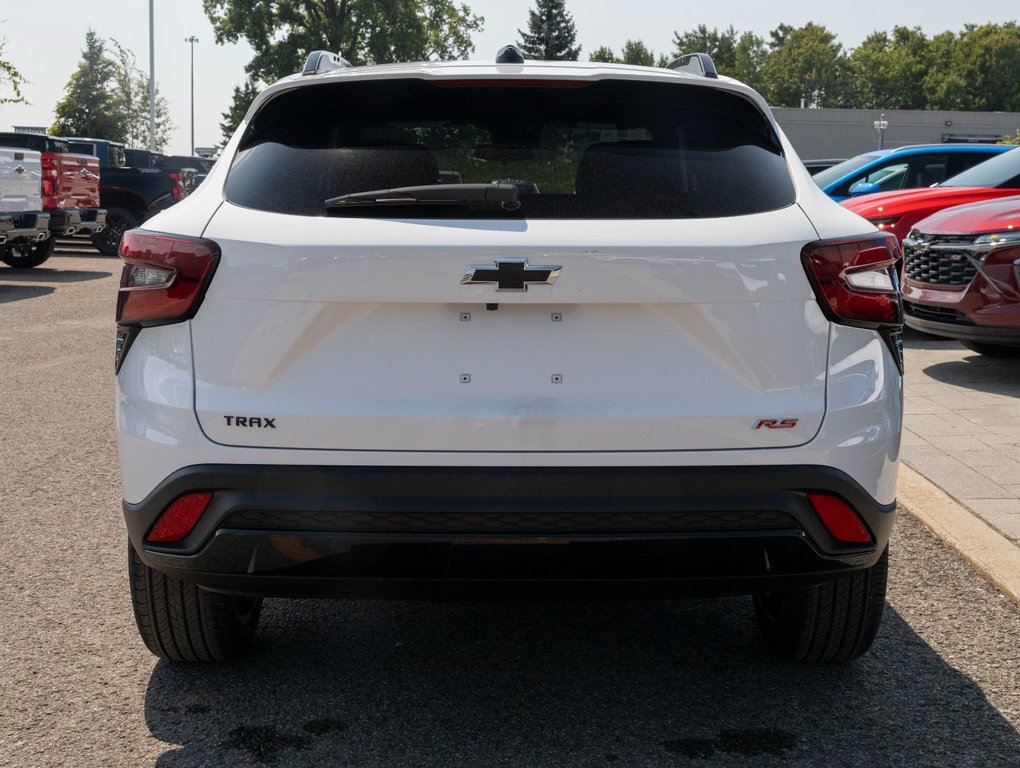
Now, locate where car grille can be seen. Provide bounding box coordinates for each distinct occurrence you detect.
[904,302,972,326]
[903,234,978,286]
[222,509,799,534]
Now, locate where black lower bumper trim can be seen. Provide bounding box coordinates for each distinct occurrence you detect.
[125,464,896,597]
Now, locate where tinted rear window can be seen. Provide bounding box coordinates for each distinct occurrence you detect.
[226,78,793,219]
[941,147,1020,189]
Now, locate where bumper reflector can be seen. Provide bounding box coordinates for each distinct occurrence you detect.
[147,492,213,543]
[808,493,873,544]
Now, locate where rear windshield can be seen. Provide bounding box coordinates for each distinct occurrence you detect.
[226,78,794,219]
[941,147,1020,189]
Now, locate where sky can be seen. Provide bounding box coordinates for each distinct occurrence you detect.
[1,1,1018,155]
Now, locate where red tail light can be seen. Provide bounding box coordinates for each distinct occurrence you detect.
[169,171,184,201]
[41,153,59,208]
[808,493,873,544]
[147,492,213,543]
[802,234,901,328]
[117,231,220,326]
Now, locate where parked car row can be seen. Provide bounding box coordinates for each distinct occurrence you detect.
[834,146,1020,355]
[0,133,215,267]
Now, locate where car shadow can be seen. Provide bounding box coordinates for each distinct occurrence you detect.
[0,284,56,304]
[900,326,963,352]
[918,355,1020,395]
[0,268,113,283]
[143,595,1020,766]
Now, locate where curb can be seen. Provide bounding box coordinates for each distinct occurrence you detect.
[898,464,1020,605]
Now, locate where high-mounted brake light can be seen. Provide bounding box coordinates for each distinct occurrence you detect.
[433,79,591,88]
[802,234,902,328]
[117,230,220,327]
[147,492,213,543]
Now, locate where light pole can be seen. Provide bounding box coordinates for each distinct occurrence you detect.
[185,36,199,155]
[874,113,889,150]
[148,0,155,150]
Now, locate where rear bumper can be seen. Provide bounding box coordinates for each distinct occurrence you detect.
[126,464,896,598]
[904,300,1020,345]
[2,211,50,243]
[47,207,106,235]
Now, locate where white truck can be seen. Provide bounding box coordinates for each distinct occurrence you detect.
[0,147,51,265]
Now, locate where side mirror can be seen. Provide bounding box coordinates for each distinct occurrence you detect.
[850,181,880,197]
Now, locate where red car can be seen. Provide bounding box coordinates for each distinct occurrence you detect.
[901,195,1020,356]
[841,147,1020,244]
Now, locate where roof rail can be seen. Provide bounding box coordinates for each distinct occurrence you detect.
[302,50,353,76]
[666,53,718,79]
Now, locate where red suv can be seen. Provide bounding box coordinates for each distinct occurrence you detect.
[902,195,1020,356]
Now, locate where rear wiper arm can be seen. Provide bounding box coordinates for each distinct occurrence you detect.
[326,183,520,210]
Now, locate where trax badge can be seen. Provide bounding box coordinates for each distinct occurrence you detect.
[224,415,276,428]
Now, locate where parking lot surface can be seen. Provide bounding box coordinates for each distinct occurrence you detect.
[1,249,1018,767]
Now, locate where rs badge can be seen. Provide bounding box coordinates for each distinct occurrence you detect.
[754,419,799,430]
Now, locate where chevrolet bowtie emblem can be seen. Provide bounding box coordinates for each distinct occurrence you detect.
[461,258,561,292]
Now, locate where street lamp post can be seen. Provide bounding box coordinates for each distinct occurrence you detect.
[185,36,199,155]
[148,0,155,150]
[874,113,889,150]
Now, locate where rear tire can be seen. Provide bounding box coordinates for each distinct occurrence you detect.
[753,547,888,664]
[1,236,55,268]
[128,541,262,662]
[91,207,141,256]
[960,340,1020,358]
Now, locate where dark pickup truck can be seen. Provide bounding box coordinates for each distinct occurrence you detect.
[64,138,188,255]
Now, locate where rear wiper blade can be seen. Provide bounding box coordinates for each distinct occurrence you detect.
[325,183,520,210]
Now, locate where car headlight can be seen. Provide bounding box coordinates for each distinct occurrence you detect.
[974,230,1020,248]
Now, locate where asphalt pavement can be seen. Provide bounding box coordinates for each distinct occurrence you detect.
[1,248,1018,767]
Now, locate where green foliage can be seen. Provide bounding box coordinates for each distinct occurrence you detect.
[109,40,174,150]
[219,78,260,148]
[847,27,931,110]
[517,0,581,61]
[760,22,847,107]
[924,24,1020,111]
[1001,129,1020,146]
[0,33,26,104]
[588,39,663,66]
[203,0,483,83]
[51,31,127,141]
[672,25,738,70]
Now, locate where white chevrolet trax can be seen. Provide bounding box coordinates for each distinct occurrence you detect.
[117,49,903,664]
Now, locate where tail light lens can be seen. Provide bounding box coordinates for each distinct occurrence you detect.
[802,234,902,328]
[169,171,184,201]
[117,230,220,326]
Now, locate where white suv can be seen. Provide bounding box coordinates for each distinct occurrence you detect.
[117,49,903,664]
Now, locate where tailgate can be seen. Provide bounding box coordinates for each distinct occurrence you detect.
[190,203,829,453]
[56,153,101,208]
[0,148,41,212]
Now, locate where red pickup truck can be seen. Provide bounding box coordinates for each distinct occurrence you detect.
[0,132,106,267]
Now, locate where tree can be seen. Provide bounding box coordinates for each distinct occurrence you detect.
[732,32,767,92]
[672,25,738,71]
[203,0,483,84]
[589,46,616,63]
[51,31,174,149]
[517,0,580,61]
[761,23,848,107]
[847,27,931,110]
[0,33,26,104]
[924,24,1020,111]
[110,40,174,150]
[219,78,260,148]
[51,31,126,141]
